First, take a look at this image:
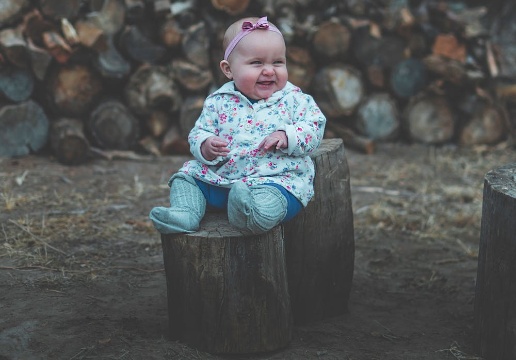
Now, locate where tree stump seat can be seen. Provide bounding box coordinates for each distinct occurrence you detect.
[474,163,516,360]
[160,138,355,354]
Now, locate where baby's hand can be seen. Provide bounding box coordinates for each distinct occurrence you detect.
[258,131,288,151]
[201,136,230,161]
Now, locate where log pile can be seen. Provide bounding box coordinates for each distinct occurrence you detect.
[0,0,515,163]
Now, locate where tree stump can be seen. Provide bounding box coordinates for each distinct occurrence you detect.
[161,213,292,354]
[474,163,516,360]
[283,138,355,325]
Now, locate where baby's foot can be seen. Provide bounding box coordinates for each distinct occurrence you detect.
[149,206,200,234]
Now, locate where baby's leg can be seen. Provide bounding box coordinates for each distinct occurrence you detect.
[149,173,206,233]
[227,181,287,234]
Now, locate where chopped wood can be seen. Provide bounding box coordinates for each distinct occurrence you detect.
[459,102,507,146]
[26,39,52,80]
[179,94,204,137]
[326,122,375,155]
[0,26,29,68]
[160,123,190,155]
[312,19,351,62]
[390,58,428,99]
[94,36,131,79]
[312,63,364,118]
[119,26,167,65]
[47,64,104,117]
[170,59,213,92]
[50,117,90,165]
[39,0,82,21]
[0,0,30,28]
[210,0,250,15]
[182,22,210,68]
[402,93,456,144]
[42,31,73,64]
[159,16,183,48]
[432,34,467,62]
[355,92,400,142]
[88,100,141,150]
[124,65,182,116]
[61,18,80,46]
[286,46,315,91]
[146,110,170,138]
[74,19,107,51]
[0,65,34,102]
[0,100,49,157]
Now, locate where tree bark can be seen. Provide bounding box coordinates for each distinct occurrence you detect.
[474,163,516,360]
[161,212,292,354]
[283,138,355,324]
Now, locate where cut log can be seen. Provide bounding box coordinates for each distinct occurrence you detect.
[355,92,400,142]
[0,26,29,68]
[47,64,104,117]
[474,163,516,360]
[0,0,30,28]
[423,54,468,85]
[0,100,49,157]
[351,25,406,80]
[182,22,210,69]
[50,117,90,165]
[312,18,351,63]
[146,110,170,138]
[432,33,467,62]
[210,0,250,15]
[118,25,167,65]
[160,123,190,155]
[87,100,140,150]
[402,93,456,144]
[159,16,183,48]
[27,39,52,81]
[283,138,355,324]
[390,58,428,99]
[74,19,108,51]
[42,30,73,64]
[124,0,146,22]
[124,64,182,117]
[170,58,213,92]
[459,101,507,146]
[326,122,375,155]
[161,212,291,354]
[286,46,315,91]
[39,0,82,21]
[179,94,204,137]
[0,65,34,103]
[94,36,131,79]
[312,63,364,118]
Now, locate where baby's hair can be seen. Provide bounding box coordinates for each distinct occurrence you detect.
[222,17,282,54]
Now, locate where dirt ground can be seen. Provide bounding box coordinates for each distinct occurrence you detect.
[1,139,513,360]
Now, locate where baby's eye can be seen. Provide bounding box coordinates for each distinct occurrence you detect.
[250,61,262,65]
[274,60,285,65]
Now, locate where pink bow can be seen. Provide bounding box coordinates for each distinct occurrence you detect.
[223,16,282,60]
[241,18,270,31]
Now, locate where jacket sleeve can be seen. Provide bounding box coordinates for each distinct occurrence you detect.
[278,92,327,157]
[188,98,224,165]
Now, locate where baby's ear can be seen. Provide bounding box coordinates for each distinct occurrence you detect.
[219,60,233,79]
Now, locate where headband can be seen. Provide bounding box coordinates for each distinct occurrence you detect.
[224,16,283,61]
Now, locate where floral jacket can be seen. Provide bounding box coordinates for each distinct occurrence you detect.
[178,81,326,206]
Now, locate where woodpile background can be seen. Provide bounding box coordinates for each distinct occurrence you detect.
[0,0,515,164]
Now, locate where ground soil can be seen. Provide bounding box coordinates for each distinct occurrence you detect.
[1,140,512,360]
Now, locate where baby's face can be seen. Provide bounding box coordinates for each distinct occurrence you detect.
[226,30,288,100]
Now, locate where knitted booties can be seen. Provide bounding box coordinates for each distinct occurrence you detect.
[227,181,287,235]
[149,173,206,234]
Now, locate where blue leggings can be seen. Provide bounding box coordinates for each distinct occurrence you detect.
[194,180,303,222]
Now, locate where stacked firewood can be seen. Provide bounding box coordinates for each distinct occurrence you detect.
[0,0,515,164]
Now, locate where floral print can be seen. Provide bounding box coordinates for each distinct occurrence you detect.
[178,81,326,206]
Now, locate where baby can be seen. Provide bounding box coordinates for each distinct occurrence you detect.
[150,16,326,235]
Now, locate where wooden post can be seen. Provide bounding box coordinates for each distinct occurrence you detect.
[283,138,355,325]
[474,163,516,360]
[161,212,292,354]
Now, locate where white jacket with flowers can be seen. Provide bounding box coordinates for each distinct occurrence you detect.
[178,81,326,206]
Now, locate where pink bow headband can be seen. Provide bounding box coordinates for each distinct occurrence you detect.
[224,16,283,60]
